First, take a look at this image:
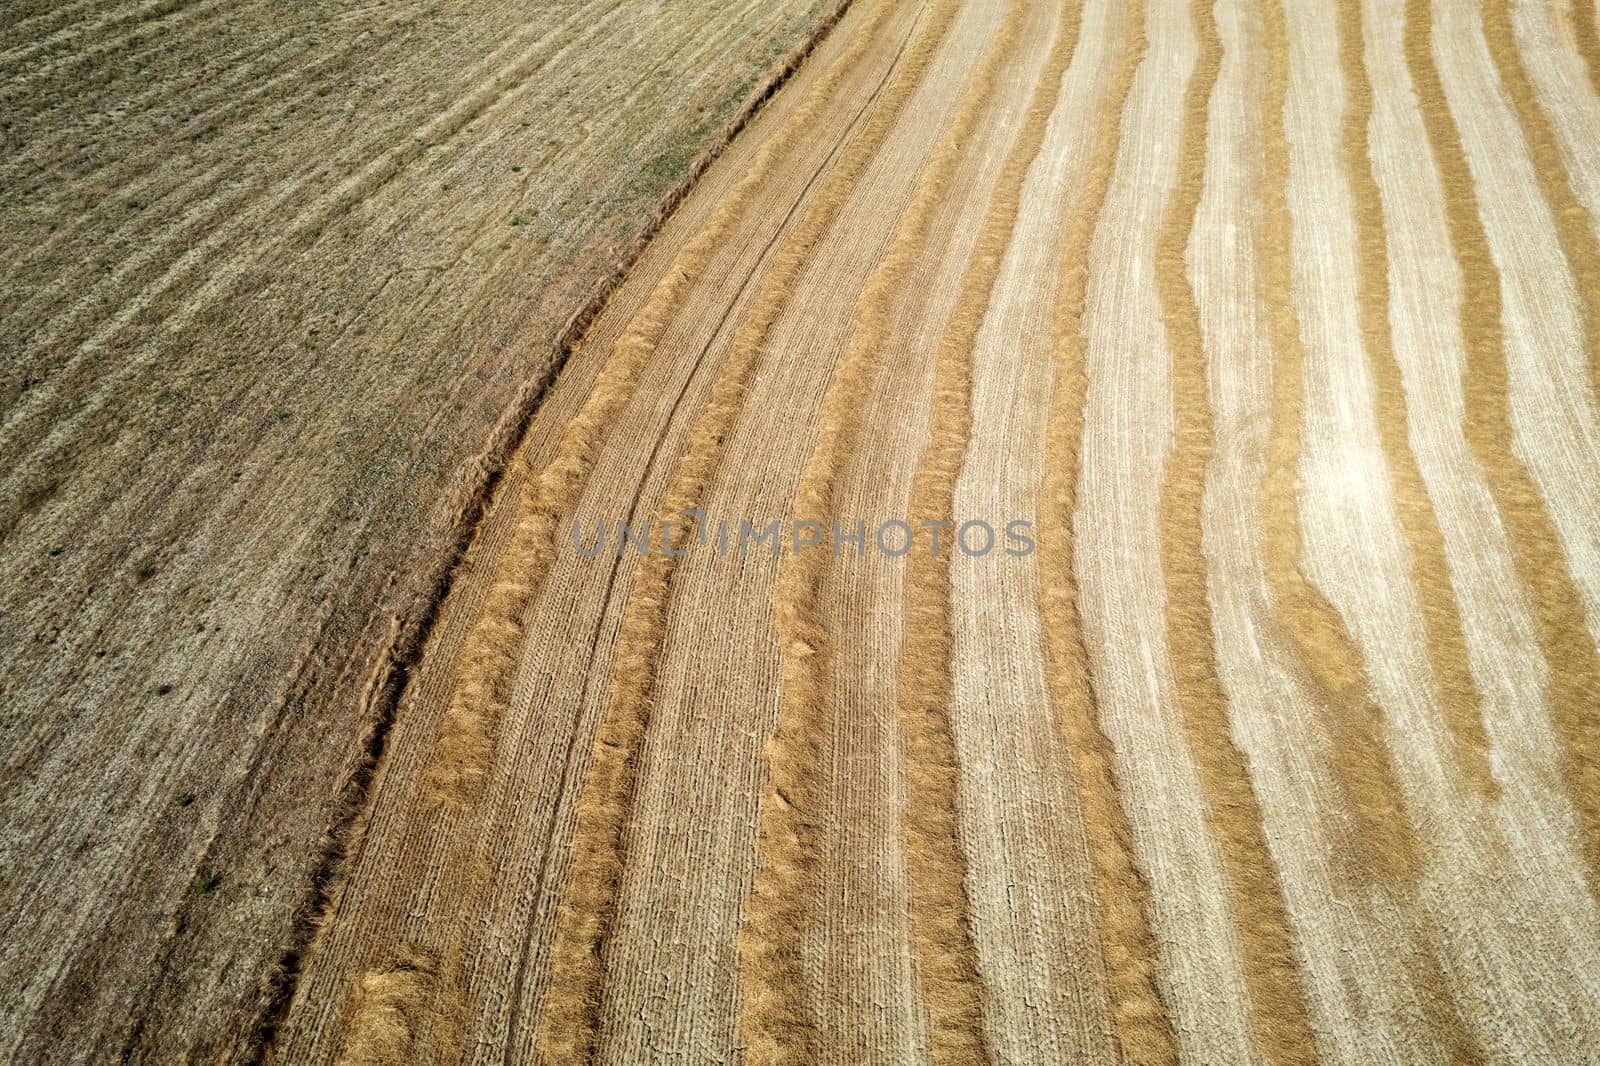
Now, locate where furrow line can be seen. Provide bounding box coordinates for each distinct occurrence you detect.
[3,0,610,382]
[0,0,145,47]
[0,0,640,524]
[0,0,203,73]
[1,0,457,183]
[1,0,245,100]
[0,0,449,284]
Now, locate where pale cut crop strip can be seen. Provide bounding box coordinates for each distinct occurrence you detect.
[1368,0,1600,1056]
[1287,0,1600,1055]
[1073,0,1273,1057]
[1337,0,1498,803]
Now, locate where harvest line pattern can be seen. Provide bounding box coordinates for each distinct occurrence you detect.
[274,0,1600,1060]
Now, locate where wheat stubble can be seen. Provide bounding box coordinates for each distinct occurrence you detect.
[943,0,1135,1057]
[891,0,1095,1057]
[1570,0,1600,98]
[1074,0,1277,1055]
[242,0,1600,1059]
[1482,0,1600,416]
[533,2,968,1061]
[1153,0,1318,1059]
[1407,0,1600,892]
[797,0,1058,1046]
[1193,0,1450,1056]
[1285,0,1511,1054]
[334,951,449,1066]
[1036,0,1181,1060]
[1508,1,1600,247]
[748,2,1027,1058]
[1335,0,1497,800]
[1258,0,1422,886]
[337,3,912,1052]
[319,3,911,1061]
[1349,0,1600,1055]
[423,0,905,808]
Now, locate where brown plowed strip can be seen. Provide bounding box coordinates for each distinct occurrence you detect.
[0,2,854,1058]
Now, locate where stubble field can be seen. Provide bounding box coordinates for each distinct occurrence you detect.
[5,0,1600,1062]
[0,0,841,1059]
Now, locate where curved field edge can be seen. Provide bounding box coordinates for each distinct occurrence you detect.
[0,2,851,1061]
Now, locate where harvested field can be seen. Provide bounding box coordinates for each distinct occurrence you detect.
[8,0,1600,1061]
[0,0,843,1059]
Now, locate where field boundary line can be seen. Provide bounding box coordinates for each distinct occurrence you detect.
[418,0,904,809]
